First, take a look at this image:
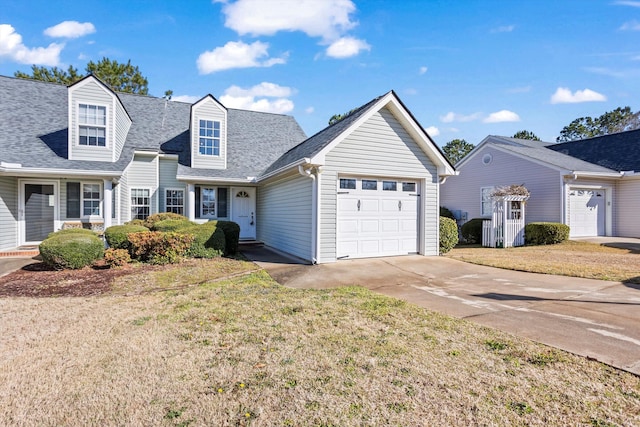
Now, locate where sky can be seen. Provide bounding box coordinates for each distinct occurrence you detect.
[1,0,640,147]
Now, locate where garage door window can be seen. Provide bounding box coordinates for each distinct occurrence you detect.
[383,181,397,191]
[402,182,416,192]
[339,178,356,189]
[362,179,377,190]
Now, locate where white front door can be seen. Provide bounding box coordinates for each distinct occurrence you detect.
[20,180,59,244]
[337,177,420,259]
[231,187,256,240]
[569,188,606,237]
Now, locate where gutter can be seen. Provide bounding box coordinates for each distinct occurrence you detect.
[569,170,624,180]
[257,158,312,183]
[0,162,122,178]
[176,175,256,184]
[298,164,322,264]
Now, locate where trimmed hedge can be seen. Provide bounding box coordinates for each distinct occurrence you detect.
[47,228,97,239]
[152,219,195,232]
[40,230,104,270]
[144,213,189,230]
[127,231,194,264]
[439,216,458,254]
[525,222,570,245]
[214,220,241,255]
[181,221,226,258]
[440,206,456,220]
[461,218,484,244]
[104,224,149,250]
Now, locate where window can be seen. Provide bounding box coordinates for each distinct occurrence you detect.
[165,189,184,215]
[481,187,494,217]
[131,188,150,220]
[201,187,216,218]
[199,120,220,156]
[79,104,106,146]
[383,181,397,191]
[339,178,356,190]
[82,183,101,216]
[402,182,416,192]
[362,179,377,190]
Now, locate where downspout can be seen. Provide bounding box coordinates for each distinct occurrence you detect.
[298,165,318,264]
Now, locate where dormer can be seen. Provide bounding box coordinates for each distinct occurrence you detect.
[190,95,227,169]
[67,75,132,162]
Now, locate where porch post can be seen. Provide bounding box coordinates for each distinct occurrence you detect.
[103,179,113,229]
[187,183,195,221]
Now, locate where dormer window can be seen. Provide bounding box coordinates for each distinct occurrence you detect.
[199,119,220,156]
[79,104,107,147]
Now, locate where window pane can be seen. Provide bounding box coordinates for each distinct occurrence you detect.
[362,179,377,190]
[383,181,397,191]
[402,182,416,192]
[339,178,356,189]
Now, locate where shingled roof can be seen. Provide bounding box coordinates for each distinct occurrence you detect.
[0,75,307,179]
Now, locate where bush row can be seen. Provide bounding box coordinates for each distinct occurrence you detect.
[524,222,570,245]
[39,228,104,270]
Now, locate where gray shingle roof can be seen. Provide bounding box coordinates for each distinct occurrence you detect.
[0,75,307,179]
[486,135,618,174]
[547,129,640,172]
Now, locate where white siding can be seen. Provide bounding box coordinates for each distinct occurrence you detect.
[441,145,562,223]
[320,108,439,262]
[257,173,313,261]
[0,176,18,250]
[119,169,129,223]
[191,98,226,170]
[69,79,114,162]
[158,158,184,212]
[126,154,159,218]
[114,101,131,161]
[616,179,640,237]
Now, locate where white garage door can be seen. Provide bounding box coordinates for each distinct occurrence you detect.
[569,188,605,237]
[337,177,420,259]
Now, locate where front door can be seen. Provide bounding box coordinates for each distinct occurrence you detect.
[231,187,256,240]
[22,182,57,244]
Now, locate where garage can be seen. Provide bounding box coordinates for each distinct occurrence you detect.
[568,188,606,237]
[337,176,420,259]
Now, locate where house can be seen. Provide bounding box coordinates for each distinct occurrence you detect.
[440,132,640,238]
[0,75,455,262]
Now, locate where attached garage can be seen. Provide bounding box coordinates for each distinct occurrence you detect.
[569,188,606,237]
[337,177,419,259]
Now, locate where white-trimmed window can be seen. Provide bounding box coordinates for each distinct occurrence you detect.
[82,183,101,216]
[131,188,151,220]
[165,188,184,215]
[481,187,494,217]
[201,187,216,218]
[199,120,220,156]
[79,104,107,147]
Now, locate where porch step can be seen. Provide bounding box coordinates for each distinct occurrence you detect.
[0,246,40,258]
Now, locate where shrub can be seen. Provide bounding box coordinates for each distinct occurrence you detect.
[104,248,131,267]
[152,218,195,232]
[439,216,458,254]
[215,220,241,255]
[39,230,104,270]
[47,227,97,239]
[180,222,226,258]
[144,212,189,230]
[127,231,194,264]
[525,222,570,245]
[104,224,149,250]
[126,219,146,227]
[461,218,485,244]
[440,206,456,220]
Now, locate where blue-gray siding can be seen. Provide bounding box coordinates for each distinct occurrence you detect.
[125,154,159,219]
[617,179,640,237]
[257,173,312,261]
[0,176,18,250]
[69,79,114,162]
[158,158,184,213]
[320,107,439,262]
[114,101,132,161]
[191,98,226,170]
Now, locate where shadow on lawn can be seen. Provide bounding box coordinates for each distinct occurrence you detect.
[474,292,640,305]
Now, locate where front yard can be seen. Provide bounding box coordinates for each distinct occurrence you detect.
[447,240,640,284]
[0,258,638,426]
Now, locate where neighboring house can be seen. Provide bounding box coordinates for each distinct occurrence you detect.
[0,75,455,262]
[440,132,640,238]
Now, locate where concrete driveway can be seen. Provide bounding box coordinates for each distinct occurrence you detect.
[243,246,640,376]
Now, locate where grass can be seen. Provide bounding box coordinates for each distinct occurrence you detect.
[0,258,638,425]
[447,240,640,283]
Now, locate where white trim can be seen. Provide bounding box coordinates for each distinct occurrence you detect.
[80,181,103,220]
[164,187,186,215]
[18,178,60,245]
[480,186,494,217]
[0,166,121,178]
[195,119,222,158]
[566,183,613,236]
[199,186,218,219]
[130,187,152,220]
[76,100,110,149]
[177,175,255,184]
[230,186,257,240]
[190,95,228,169]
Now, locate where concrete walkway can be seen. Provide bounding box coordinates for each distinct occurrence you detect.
[572,236,640,252]
[242,245,640,376]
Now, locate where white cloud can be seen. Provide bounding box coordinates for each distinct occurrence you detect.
[172,95,200,103]
[439,111,482,123]
[491,25,515,33]
[44,21,95,38]
[419,66,428,75]
[550,87,607,104]
[325,36,370,58]
[425,126,440,136]
[219,0,357,41]
[620,20,640,31]
[614,1,640,7]
[483,110,521,123]
[219,82,295,114]
[196,40,287,74]
[305,106,314,114]
[0,24,63,66]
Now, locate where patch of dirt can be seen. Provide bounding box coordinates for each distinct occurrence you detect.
[0,262,166,298]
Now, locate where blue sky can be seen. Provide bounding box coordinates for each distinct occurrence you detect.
[1,0,640,146]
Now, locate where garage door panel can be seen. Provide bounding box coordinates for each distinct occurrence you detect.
[359,240,380,254]
[400,219,417,233]
[381,219,399,232]
[382,240,399,252]
[339,199,358,213]
[361,219,380,233]
[381,199,399,212]
[569,189,605,237]
[339,219,358,233]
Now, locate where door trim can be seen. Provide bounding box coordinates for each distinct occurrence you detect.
[18,179,60,245]
[230,186,257,240]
